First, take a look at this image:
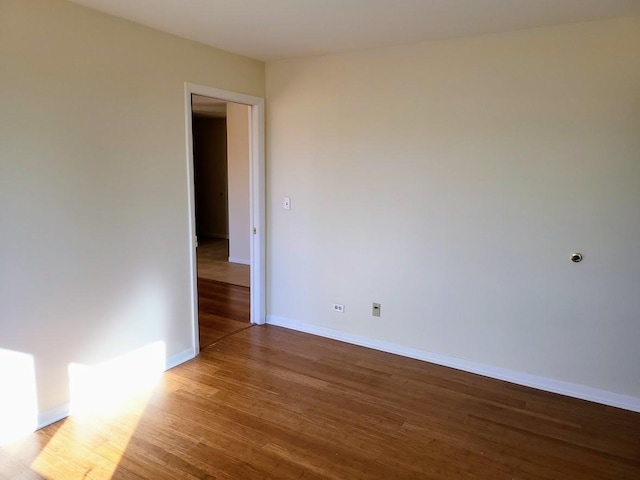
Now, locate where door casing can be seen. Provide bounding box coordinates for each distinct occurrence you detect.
[184,83,266,353]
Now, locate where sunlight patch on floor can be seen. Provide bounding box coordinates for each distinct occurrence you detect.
[21,342,167,479]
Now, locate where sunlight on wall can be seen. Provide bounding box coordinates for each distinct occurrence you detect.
[23,342,168,478]
[68,341,166,416]
[0,349,38,445]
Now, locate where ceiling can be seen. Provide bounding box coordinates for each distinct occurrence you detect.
[70,0,640,61]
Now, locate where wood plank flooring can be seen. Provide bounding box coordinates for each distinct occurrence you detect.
[2,326,639,478]
[197,238,250,287]
[198,277,251,350]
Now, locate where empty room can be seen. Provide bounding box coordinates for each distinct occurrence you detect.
[1,0,639,479]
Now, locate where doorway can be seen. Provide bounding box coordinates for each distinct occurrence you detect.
[184,84,265,354]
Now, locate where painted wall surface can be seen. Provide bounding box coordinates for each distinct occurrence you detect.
[193,117,228,239]
[0,0,264,418]
[266,18,640,398]
[226,103,251,264]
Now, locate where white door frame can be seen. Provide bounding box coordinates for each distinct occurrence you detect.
[184,83,266,353]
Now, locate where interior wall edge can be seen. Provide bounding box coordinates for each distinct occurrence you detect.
[165,347,196,371]
[37,402,71,430]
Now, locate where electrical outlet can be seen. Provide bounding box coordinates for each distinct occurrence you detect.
[372,303,381,317]
[332,304,345,313]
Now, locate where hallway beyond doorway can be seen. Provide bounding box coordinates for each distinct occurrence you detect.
[197,238,250,287]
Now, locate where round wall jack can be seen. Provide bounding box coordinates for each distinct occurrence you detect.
[570,252,583,263]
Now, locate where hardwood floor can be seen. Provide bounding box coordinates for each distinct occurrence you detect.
[2,327,639,479]
[197,238,250,287]
[198,277,251,350]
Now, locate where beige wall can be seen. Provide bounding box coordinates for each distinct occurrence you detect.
[266,17,640,399]
[193,116,228,238]
[226,103,251,264]
[0,0,264,420]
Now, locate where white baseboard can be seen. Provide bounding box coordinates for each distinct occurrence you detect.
[165,347,196,370]
[37,402,70,430]
[35,347,197,431]
[228,257,250,265]
[266,315,640,413]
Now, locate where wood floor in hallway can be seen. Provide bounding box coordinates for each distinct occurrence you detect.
[198,277,251,350]
[197,238,250,287]
[2,323,639,479]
